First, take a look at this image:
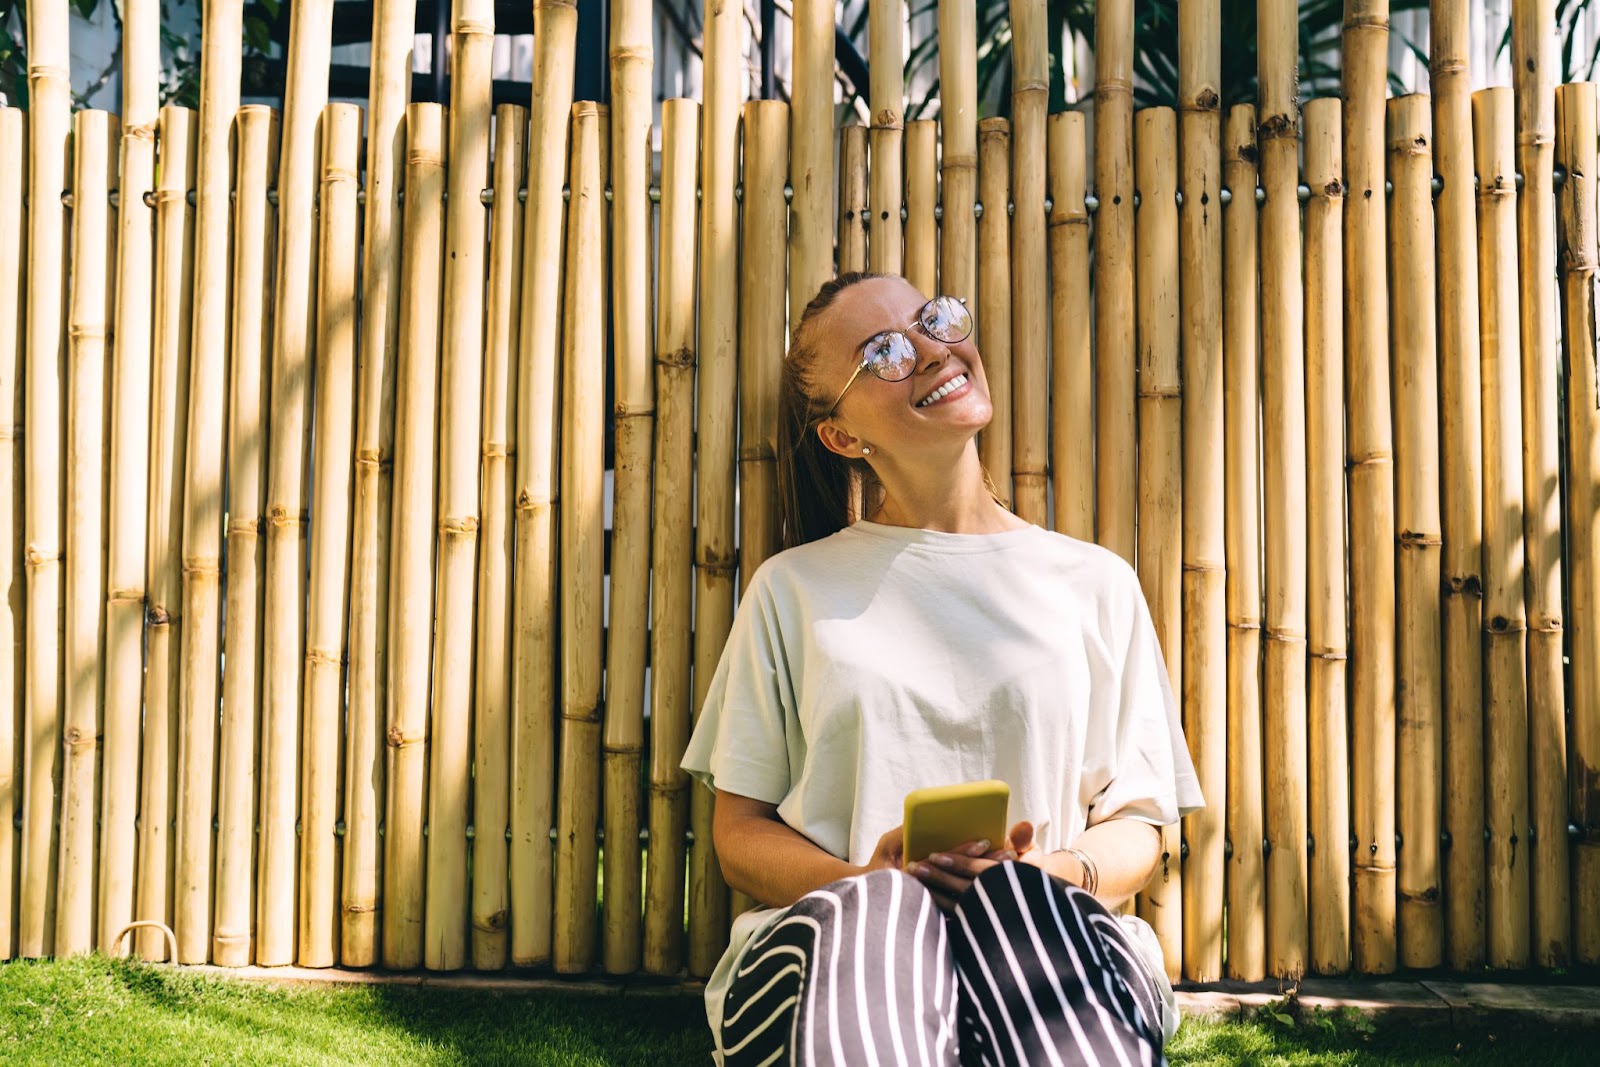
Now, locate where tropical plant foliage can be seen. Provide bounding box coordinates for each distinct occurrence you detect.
[0,0,281,110]
[862,0,1435,120]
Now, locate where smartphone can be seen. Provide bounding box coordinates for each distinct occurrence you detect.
[902,780,1011,865]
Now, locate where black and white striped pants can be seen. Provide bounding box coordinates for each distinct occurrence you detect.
[718,862,1165,1067]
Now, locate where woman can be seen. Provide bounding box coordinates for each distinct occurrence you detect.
[683,273,1203,1066]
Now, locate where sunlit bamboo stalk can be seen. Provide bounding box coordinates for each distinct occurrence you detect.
[259,0,336,967]
[977,118,1013,510]
[1010,0,1048,527]
[939,0,977,306]
[473,102,527,973]
[0,100,26,964]
[344,0,419,969]
[1556,80,1600,966]
[173,0,244,966]
[602,0,653,977]
[19,0,71,961]
[904,119,938,296]
[644,99,700,977]
[689,0,740,978]
[1134,106,1182,982]
[1511,0,1571,967]
[511,0,577,969]
[838,124,869,274]
[789,0,833,319]
[554,101,607,975]
[1302,97,1350,976]
[1223,103,1265,982]
[1261,0,1308,979]
[383,102,446,971]
[1047,112,1091,542]
[868,0,904,275]
[214,106,280,967]
[300,102,361,969]
[56,109,116,957]
[1093,0,1135,562]
[1473,87,1531,970]
[1430,0,1486,973]
[1177,0,1224,983]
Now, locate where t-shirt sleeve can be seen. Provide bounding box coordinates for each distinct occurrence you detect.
[680,570,795,806]
[1084,573,1206,828]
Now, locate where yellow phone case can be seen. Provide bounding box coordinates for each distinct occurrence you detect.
[902,780,1011,865]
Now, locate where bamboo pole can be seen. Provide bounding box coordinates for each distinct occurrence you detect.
[99,0,156,958]
[0,105,25,963]
[1302,97,1351,976]
[1344,0,1398,975]
[790,0,833,320]
[904,119,938,297]
[56,109,116,957]
[1511,0,1571,967]
[474,103,527,973]
[1048,113,1091,543]
[939,0,977,306]
[299,102,361,969]
[344,0,417,969]
[689,0,739,978]
[137,106,197,962]
[838,124,869,275]
[214,106,279,967]
[1093,0,1135,562]
[1430,0,1487,973]
[424,0,494,974]
[603,0,653,977]
[384,103,446,971]
[1177,0,1224,983]
[644,99,700,977]
[1387,94,1445,969]
[977,119,1013,509]
[868,0,903,275]
[512,0,577,970]
[554,101,607,976]
[1473,87,1531,970]
[1222,103,1265,982]
[740,101,788,600]
[1222,120,1266,973]
[1134,107,1182,981]
[1557,81,1600,966]
[735,100,787,923]
[258,0,335,967]
[1010,0,1048,528]
[19,0,71,961]
[173,0,243,966]
[1260,0,1308,979]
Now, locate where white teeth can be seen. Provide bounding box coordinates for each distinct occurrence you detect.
[917,374,968,407]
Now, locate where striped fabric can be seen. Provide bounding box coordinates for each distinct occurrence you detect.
[719,863,1164,1067]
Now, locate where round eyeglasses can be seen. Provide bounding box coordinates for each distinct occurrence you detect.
[825,295,974,415]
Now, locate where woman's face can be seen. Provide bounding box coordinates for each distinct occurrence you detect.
[812,276,994,459]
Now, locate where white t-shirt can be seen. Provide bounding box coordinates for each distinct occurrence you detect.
[682,520,1205,1053]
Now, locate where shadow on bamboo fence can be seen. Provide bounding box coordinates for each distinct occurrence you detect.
[0,0,1597,983]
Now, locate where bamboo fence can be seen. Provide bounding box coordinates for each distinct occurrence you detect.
[0,0,1595,984]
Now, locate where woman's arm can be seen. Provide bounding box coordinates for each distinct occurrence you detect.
[713,790,874,907]
[1021,817,1162,909]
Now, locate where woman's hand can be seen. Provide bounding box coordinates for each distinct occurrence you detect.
[863,825,906,873]
[908,821,1038,911]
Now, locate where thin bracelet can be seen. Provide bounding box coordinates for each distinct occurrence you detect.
[1063,846,1099,896]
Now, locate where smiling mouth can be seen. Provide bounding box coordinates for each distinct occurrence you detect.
[916,373,970,408]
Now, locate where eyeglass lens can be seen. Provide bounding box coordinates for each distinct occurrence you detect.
[862,297,973,383]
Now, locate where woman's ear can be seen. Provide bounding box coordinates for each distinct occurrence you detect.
[815,419,862,459]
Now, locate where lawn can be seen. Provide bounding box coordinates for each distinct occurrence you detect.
[0,956,1590,1065]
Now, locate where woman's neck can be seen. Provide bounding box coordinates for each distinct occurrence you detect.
[865,446,1028,534]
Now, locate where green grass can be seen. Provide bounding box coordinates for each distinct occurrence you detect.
[0,956,1591,1065]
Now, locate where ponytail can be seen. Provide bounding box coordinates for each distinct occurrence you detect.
[776,271,882,548]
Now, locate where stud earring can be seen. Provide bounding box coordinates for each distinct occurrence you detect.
[861,445,873,456]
